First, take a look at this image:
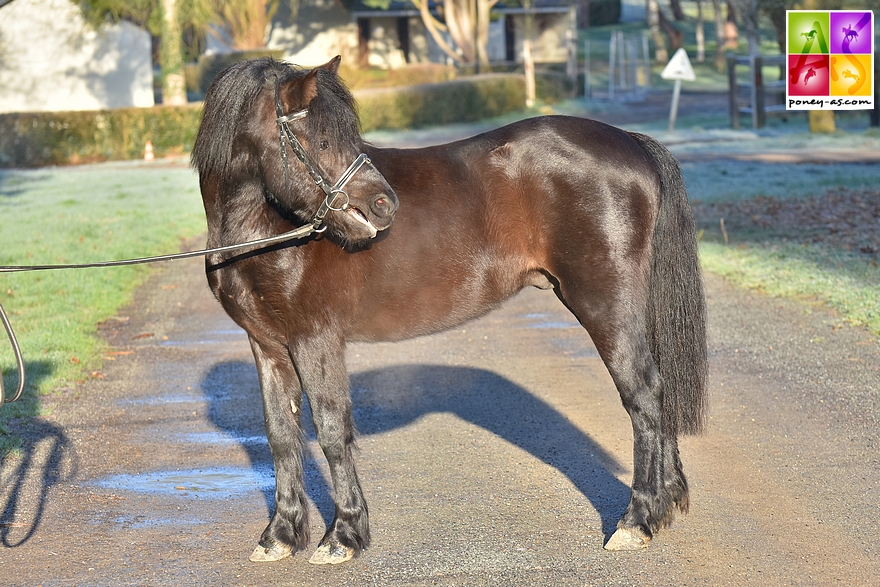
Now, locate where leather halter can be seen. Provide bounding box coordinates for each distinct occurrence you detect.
[274,77,372,232]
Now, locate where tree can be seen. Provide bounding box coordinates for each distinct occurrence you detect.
[75,0,187,104]
[160,0,187,104]
[212,0,300,50]
[74,1,299,103]
[359,0,498,68]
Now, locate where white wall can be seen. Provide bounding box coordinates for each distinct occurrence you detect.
[267,0,358,67]
[0,0,154,114]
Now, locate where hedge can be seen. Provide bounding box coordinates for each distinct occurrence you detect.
[356,74,526,131]
[0,106,203,168]
[0,74,526,168]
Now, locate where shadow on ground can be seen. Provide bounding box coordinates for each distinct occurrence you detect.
[1,360,77,549]
[201,361,631,539]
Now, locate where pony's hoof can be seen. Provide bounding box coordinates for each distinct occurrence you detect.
[604,527,650,551]
[249,542,293,562]
[308,541,355,565]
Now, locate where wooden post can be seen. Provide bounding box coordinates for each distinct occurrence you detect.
[727,54,739,129]
[752,55,764,129]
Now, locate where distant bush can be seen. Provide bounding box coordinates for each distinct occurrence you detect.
[357,74,526,131]
[585,0,621,27]
[0,74,527,168]
[0,105,203,168]
[340,63,458,90]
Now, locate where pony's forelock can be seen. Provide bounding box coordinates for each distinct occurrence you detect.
[191,58,362,184]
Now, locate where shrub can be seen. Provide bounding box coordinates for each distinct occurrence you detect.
[0,105,203,168]
[0,74,527,167]
[357,74,526,131]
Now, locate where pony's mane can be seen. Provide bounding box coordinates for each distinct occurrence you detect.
[191,57,362,182]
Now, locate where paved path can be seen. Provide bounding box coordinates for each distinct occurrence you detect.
[2,91,879,585]
[3,241,879,586]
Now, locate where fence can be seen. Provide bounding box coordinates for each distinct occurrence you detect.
[727,54,786,129]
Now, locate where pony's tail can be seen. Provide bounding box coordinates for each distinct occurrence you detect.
[629,132,708,436]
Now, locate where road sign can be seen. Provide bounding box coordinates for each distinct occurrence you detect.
[661,48,696,81]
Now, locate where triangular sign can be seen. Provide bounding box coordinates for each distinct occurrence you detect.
[661,48,696,81]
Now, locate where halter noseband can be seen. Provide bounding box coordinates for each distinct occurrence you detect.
[274,77,372,232]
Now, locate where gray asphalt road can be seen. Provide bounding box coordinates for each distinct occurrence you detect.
[2,245,878,585]
[3,92,879,585]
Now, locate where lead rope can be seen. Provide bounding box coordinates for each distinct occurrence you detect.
[0,301,25,405]
[2,78,377,405]
[0,222,318,406]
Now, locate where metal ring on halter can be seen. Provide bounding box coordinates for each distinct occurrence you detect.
[325,190,350,212]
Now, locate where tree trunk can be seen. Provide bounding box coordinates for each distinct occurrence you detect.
[646,0,667,63]
[160,0,186,105]
[669,0,686,21]
[475,0,494,70]
[732,0,760,56]
[725,0,739,50]
[658,7,684,53]
[524,2,535,107]
[767,4,787,52]
[696,0,705,62]
[415,0,496,67]
[711,0,727,70]
[809,110,836,133]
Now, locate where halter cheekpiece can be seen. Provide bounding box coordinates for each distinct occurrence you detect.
[274,75,372,232]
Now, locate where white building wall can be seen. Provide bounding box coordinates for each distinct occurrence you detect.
[0,0,154,114]
[510,13,571,64]
[267,0,358,67]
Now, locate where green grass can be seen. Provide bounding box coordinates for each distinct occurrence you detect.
[699,242,880,335]
[0,160,205,456]
[681,159,880,337]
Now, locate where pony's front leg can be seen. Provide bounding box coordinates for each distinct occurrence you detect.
[248,336,311,562]
[291,335,369,565]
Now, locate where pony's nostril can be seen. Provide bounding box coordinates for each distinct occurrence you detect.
[371,193,397,217]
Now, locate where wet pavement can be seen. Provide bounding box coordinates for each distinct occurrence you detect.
[2,91,880,585]
[3,245,879,586]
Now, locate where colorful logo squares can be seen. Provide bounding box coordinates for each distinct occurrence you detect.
[786,10,874,110]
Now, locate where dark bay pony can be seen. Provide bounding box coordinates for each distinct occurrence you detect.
[191,57,707,564]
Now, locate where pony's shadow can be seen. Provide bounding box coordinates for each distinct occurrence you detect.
[202,362,631,538]
[1,360,76,549]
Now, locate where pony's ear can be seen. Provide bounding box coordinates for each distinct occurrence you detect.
[278,69,319,113]
[320,55,342,75]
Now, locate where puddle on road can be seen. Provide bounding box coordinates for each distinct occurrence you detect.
[92,466,274,499]
[118,393,206,406]
[158,328,247,347]
[522,312,581,330]
[180,431,267,446]
[520,313,600,358]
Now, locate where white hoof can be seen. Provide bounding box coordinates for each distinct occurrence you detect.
[249,542,293,562]
[308,541,355,565]
[604,527,650,551]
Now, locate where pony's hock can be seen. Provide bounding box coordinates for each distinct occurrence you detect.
[191,56,708,563]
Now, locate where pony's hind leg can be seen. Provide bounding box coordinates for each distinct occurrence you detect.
[248,337,311,562]
[290,335,369,565]
[555,285,689,550]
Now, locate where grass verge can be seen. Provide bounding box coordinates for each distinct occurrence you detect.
[0,160,205,457]
[699,242,879,336]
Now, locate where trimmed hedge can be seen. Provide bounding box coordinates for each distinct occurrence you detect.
[356,74,525,131]
[0,106,203,168]
[0,74,527,168]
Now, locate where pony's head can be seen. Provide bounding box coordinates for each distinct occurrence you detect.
[193,57,397,248]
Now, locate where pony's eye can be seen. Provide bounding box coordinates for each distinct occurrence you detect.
[319,140,330,151]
